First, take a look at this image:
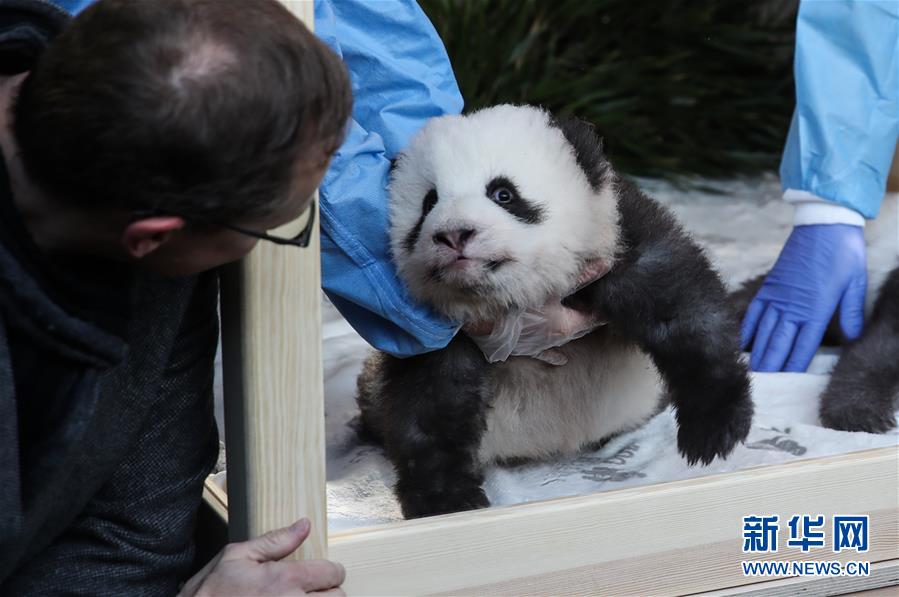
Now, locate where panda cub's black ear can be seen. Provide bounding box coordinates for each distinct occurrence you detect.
[551,116,609,190]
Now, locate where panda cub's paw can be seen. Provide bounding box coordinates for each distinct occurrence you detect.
[396,480,490,519]
[820,395,897,434]
[675,393,753,466]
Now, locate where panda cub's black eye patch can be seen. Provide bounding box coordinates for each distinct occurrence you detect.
[485,176,545,225]
[403,188,439,253]
[422,189,439,215]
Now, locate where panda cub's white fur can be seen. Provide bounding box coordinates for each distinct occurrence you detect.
[480,334,661,462]
[390,104,621,324]
[387,104,662,463]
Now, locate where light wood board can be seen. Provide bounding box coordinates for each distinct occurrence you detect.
[325,446,898,596]
[219,0,325,559]
[689,558,899,596]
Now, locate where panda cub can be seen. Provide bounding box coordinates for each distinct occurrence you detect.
[356,104,753,519]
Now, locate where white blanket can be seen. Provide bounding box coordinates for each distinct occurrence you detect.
[320,305,899,533]
[214,177,899,532]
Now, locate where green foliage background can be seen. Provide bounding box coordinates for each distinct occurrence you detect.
[420,0,799,181]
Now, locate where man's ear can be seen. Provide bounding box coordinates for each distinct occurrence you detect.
[121,216,185,259]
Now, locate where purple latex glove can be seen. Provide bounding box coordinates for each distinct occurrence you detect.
[741,224,867,372]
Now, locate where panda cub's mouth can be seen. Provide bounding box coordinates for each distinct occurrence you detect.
[450,255,507,267]
[428,256,512,287]
[442,255,510,272]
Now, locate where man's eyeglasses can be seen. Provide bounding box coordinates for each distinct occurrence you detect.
[134,198,317,248]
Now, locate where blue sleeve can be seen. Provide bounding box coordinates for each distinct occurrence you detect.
[314,0,464,357]
[780,0,899,219]
[48,0,95,13]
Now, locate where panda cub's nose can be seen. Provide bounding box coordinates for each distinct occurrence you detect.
[433,228,476,252]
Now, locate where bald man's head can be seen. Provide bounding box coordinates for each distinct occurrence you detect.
[13,0,351,223]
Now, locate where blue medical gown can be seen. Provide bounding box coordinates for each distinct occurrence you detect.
[781,0,899,219]
[48,0,94,13]
[57,0,465,357]
[314,0,464,357]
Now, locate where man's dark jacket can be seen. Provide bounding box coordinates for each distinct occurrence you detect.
[0,2,220,594]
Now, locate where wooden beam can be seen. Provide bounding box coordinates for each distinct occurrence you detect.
[204,444,898,595]
[328,446,899,596]
[689,559,899,596]
[201,478,229,525]
[220,0,325,559]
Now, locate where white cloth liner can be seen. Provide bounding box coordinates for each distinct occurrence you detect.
[213,177,899,533]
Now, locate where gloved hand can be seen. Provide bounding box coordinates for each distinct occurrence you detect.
[465,302,606,366]
[464,259,610,366]
[741,224,867,372]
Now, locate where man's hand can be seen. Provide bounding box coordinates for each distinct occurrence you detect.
[180,519,345,596]
[741,224,867,372]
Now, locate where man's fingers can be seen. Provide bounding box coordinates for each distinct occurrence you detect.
[756,319,798,372]
[291,559,346,593]
[838,274,867,341]
[784,323,827,372]
[749,305,780,371]
[740,298,766,350]
[230,518,311,563]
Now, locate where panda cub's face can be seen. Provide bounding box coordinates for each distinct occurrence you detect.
[389,104,620,323]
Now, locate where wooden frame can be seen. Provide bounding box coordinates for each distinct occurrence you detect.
[215,2,899,593]
[219,0,324,562]
[207,447,898,595]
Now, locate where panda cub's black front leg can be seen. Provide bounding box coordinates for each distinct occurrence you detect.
[379,335,491,519]
[575,182,754,464]
[819,266,899,433]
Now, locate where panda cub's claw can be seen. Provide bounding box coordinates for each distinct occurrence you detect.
[396,482,490,519]
[676,394,753,466]
[820,397,897,434]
